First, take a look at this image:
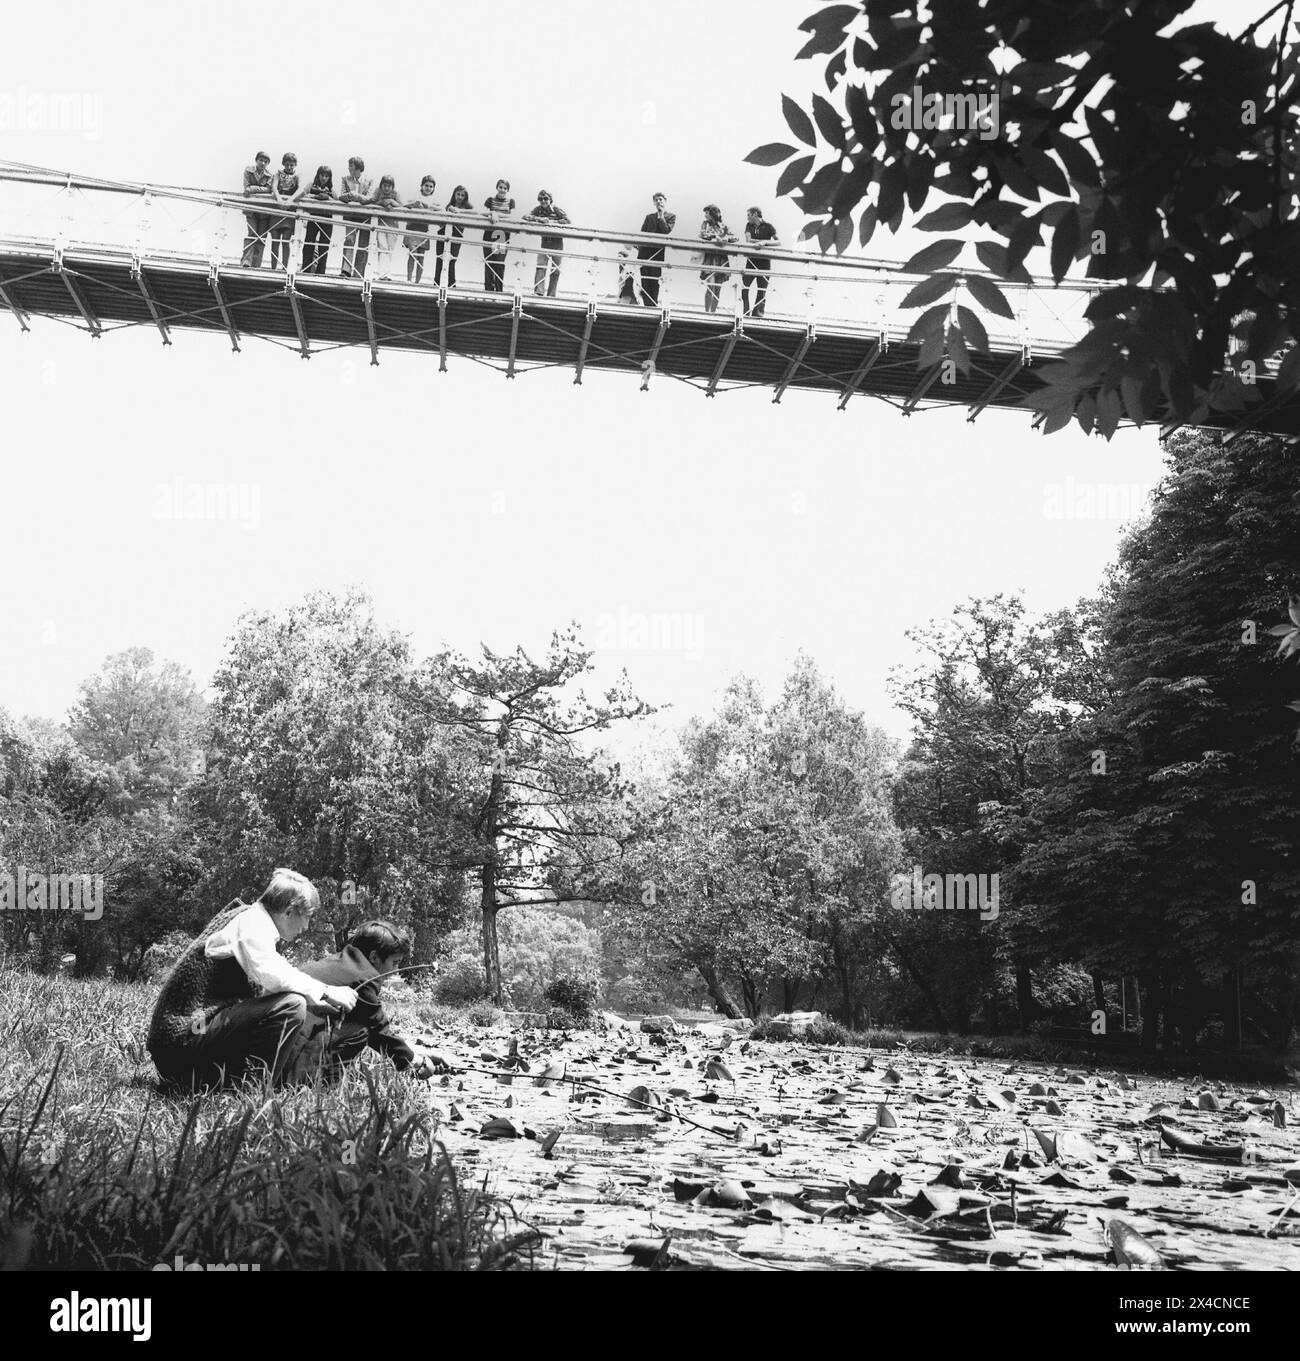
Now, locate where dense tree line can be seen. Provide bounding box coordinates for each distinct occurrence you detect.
[1,430,1296,1052]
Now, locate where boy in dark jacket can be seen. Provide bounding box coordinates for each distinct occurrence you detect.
[295,920,452,1081]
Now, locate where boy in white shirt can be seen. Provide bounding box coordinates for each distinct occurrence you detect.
[148,868,359,1088]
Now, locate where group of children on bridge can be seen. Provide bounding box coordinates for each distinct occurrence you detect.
[239,152,780,315]
[147,868,451,1089]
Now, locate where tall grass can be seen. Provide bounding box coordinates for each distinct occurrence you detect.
[0,966,538,1270]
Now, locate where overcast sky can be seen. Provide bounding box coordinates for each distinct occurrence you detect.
[0,0,1255,754]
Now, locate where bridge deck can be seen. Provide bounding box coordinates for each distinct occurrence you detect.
[2,243,1295,438]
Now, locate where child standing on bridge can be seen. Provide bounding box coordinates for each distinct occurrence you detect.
[523,190,570,297]
[240,151,273,269]
[435,184,471,288]
[404,176,440,283]
[301,166,336,275]
[340,158,374,279]
[268,153,302,271]
[369,176,404,281]
[482,179,516,292]
[698,204,737,314]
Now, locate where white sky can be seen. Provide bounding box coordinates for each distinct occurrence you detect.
[0,0,1254,752]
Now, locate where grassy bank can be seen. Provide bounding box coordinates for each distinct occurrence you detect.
[0,967,536,1270]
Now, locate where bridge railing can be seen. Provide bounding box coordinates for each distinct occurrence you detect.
[0,163,1113,355]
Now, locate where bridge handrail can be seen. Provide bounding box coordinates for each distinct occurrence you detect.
[0,160,1114,294]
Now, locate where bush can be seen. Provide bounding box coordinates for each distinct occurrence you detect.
[435,957,491,1007]
[804,1019,854,1046]
[542,1006,582,1030]
[542,973,598,1019]
[748,1017,854,1045]
[466,1001,504,1028]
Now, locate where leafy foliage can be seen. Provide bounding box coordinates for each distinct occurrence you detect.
[542,973,599,1018]
[750,2,1300,434]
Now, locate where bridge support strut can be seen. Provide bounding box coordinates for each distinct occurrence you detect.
[52,249,102,337]
[706,315,743,397]
[131,257,172,345]
[206,264,241,352]
[837,337,882,410]
[773,325,815,404]
[283,273,310,358]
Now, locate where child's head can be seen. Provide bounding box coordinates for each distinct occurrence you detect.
[259,868,320,942]
[348,919,412,974]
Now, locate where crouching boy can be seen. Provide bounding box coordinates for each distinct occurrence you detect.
[147,868,360,1089]
[295,920,452,1080]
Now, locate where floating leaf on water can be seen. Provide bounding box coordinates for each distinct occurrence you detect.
[712,1179,753,1209]
[672,1177,710,1202]
[1028,1082,1049,1096]
[539,1130,560,1158]
[1045,1100,1065,1117]
[1197,1092,1221,1111]
[624,1237,673,1267]
[882,1067,903,1086]
[1108,1217,1164,1269]
[854,1169,902,1197]
[904,1184,960,1219]
[876,1103,898,1129]
[705,1060,735,1084]
[1160,1125,1248,1162]
[479,1116,521,1139]
[1040,1170,1086,1190]
[533,1061,565,1088]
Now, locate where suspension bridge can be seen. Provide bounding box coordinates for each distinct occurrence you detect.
[0,162,1294,438]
